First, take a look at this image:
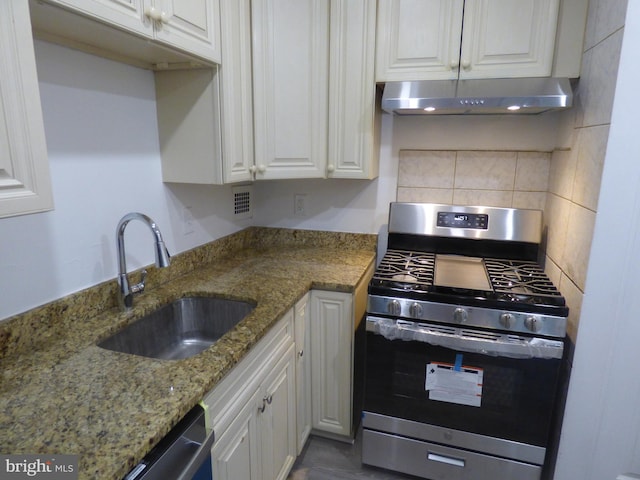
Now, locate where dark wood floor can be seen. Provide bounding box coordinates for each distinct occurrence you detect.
[287,431,418,480]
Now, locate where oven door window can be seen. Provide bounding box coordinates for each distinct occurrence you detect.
[364,333,562,447]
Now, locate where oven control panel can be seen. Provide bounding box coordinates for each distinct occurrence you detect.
[437,211,488,229]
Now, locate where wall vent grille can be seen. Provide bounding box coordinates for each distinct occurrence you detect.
[233,185,252,219]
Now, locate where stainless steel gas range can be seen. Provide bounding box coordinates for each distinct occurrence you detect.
[362,202,569,480]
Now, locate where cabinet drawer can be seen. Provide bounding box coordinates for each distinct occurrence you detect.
[362,429,542,480]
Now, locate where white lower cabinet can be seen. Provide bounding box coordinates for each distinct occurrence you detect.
[294,293,312,454]
[205,310,296,480]
[210,388,261,480]
[205,286,363,479]
[258,345,297,480]
[310,290,353,438]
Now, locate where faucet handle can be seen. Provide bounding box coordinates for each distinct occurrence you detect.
[130,269,147,295]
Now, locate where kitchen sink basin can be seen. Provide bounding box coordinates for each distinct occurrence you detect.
[98,296,255,360]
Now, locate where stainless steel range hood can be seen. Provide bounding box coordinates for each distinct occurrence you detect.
[381,77,573,115]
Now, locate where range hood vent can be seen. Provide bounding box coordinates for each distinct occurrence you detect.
[381,77,573,115]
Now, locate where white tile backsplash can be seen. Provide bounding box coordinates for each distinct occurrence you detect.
[452,189,514,207]
[548,149,577,199]
[573,125,610,211]
[396,187,453,205]
[515,152,551,191]
[581,29,624,128]
[397,151,455,188]
[397,149,550,210]
[562,203,596,291]
[454,151,517,190]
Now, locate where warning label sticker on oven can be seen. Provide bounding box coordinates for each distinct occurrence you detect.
[425,362,484,407]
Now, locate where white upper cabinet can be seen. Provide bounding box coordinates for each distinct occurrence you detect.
[327,0,379,180]
[376,0,464,81]
[0,0,53,219]
[251,0,329,180]
[376,0,578,82]
[152,0,221,64]
[217,0,254,183]
[38,0,151,35]
[459,0,560,79]
[28,0,221,68]
[158,0,380,184]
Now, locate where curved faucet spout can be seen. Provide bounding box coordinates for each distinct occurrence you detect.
[116,212,171,310]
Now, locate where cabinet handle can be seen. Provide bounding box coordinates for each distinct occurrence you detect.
[144,6,161,21]
[159,11,172,24]
[461,59,471,70]
[257,165,266,174]
[450,60,459,70]
[327,164,335,173]
[259,395,273,413]
[144,6,170,23]
[298,349,304,357]
[249,165,257,174]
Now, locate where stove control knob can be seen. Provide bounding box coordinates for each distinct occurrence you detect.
[524,316,541,333]
[409,302,423,318]
[499,313,515,329]
[388,299,402,316]
[453,307,468,323]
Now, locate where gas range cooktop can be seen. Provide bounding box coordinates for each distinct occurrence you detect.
[367,203,569,338]
[369,248,568,317]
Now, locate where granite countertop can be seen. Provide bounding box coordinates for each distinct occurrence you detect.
[0,227,377,480]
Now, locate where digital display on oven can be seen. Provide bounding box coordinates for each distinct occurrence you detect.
[437,211,489,229]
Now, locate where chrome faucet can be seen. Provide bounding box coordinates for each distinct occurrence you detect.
[116,212,171,310]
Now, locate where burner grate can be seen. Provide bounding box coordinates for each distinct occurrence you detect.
[485,259,562,298]
[372,250,564,305]
[374,249,435,287]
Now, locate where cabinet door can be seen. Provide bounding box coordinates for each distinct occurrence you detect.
[375,0,464,82]
[0,0,53,219]
[259,344,297,480]
[459,0,560,79]
[310,290,353,437]
[327,0,379,180]
[251,0,329,180]
[294,294,311,454]
[153,0,221,63]
[40,0,151,36]
[211,388,261,480]
[218,0,254,183]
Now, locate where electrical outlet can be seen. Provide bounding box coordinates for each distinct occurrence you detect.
[294,194,306,217]
[182,206,194,235]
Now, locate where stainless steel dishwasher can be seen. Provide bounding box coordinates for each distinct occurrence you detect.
[124,404,214,480]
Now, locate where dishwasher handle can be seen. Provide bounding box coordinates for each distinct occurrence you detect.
[124,404,214,480]
[176,426,215,480]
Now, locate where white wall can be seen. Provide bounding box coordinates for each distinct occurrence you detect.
[0,41,250,320]
[553,1,640,477]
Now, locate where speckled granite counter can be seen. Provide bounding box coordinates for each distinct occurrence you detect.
[0,227,376,480]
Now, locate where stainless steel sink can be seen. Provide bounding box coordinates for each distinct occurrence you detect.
[98,297,255,360]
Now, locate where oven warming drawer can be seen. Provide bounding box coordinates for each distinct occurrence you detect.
[362,429,541,480]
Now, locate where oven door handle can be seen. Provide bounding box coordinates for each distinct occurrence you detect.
[366,316,564,360]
